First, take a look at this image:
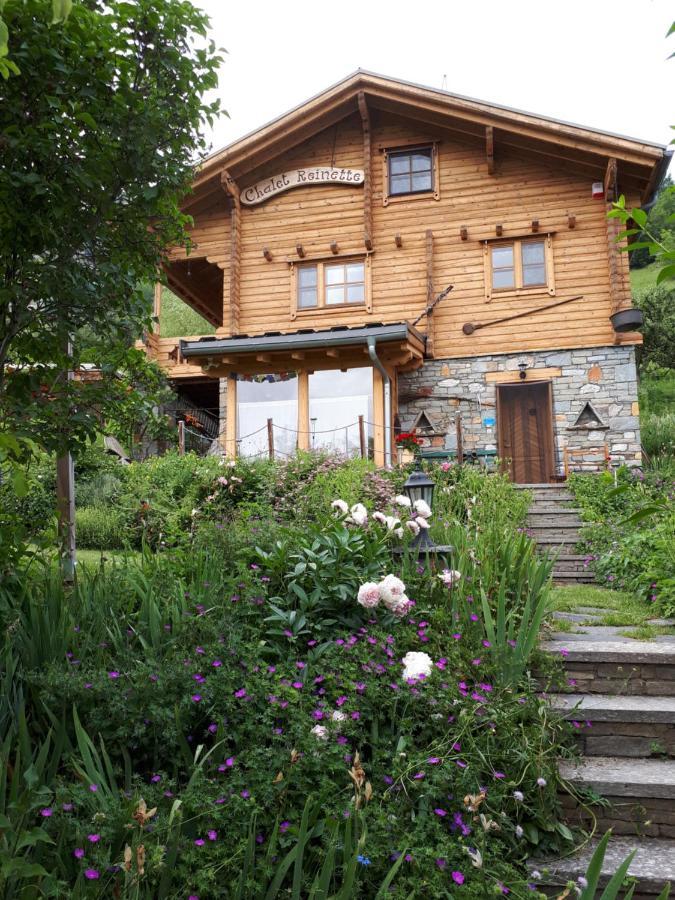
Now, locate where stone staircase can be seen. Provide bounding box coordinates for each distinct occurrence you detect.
[531,633,675,897]
[515,483,593,584]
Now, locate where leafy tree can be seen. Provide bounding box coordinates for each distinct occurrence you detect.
[633,284,675,371]
[630,175,675,268]
[0,0,222,468]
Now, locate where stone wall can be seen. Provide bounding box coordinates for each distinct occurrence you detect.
[397,345,641,475]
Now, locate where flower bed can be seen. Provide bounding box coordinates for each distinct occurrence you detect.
[1,458,575,898]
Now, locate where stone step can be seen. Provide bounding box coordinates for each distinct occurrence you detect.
[552,571,595,583]
[530,837,675,899]
[551,694,675,757]
[540,640,675,695]
[527,516,584,529]
[559,756,675,838]
[527,506,583,515]
[526,528,582,544]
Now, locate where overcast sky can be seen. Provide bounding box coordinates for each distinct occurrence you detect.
[195,0,673,161]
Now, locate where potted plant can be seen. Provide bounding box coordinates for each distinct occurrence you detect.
[395,430,422,465]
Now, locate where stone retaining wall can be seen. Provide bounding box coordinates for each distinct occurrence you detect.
[398,345,641,475]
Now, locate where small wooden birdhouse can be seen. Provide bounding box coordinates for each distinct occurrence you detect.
[408,410,446,448]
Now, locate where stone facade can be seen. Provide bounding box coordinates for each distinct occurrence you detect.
[397,345,641,475]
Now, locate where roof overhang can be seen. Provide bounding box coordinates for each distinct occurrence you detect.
[180,322,426,378]
[188,70,670,206]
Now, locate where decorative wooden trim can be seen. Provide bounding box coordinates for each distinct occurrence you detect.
[604,157,618,203]
[486,125,494,175]
[480,229,557,243]
[330,240,339,255]
[220,169,241,334]
[395,233,403,248]
[381,141,440,206]
[262,247,273,262]
[357,91,374,252]
[567,214,576,229]
[486,367,562,384]
[460,226,468,241]
[425,229,435,357]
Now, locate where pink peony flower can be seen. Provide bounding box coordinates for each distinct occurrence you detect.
[357,582,381,609]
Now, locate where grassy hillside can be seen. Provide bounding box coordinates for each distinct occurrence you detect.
[630,262,660,295]
[160,287,215,338]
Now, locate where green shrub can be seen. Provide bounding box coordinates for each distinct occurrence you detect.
[76,506,129,550]
[642,410,675,459]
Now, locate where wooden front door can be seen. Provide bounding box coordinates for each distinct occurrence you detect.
[497,382,554,484]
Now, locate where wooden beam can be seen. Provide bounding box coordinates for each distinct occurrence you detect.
[297,371,310,451]
[225,375,237,458]
[395,233,403,248]
[604,157,618,203]
[486,125,494,175]
[153,282,162,338]
[326,349,340,358]
[531,219,539,233]
[291,351,305,361]
[425,229,435,357]
[358,91,373,252]
[256,353,272,363]
[460,226,468,241]
[296,243,305,258]
[568,214,576,229]
[262,247,273,262]
[330,240,339,255]
[220,169,241,334]
[495,224,503,237]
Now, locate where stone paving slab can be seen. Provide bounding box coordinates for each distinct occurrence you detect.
[559,756,675,798]
[548,629,675,645]
[553,612,604,623]
[551,693,675,722]
[541,640,675,662]
[529,837,675,889]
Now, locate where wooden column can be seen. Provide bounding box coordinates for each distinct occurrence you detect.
[153,281,162,338]
[485,126,495,175]
[221,169,241,335]
[357,92,373,251]
[372,368,385,467]
[425,229,435,357]
[297,371,310,451]
[225,374,237,458]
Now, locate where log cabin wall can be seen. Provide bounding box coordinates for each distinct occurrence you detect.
[177,108,642,360]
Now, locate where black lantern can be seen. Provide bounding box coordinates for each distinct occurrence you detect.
[403,469,436,551]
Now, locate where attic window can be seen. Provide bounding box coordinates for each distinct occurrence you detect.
[382,143,440,205]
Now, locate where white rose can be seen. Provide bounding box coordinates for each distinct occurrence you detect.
[372,511,387,525]
[415,516,430,529]
[331,710,346,722]
[311,725,329,741]
[394,494,411,508]
[350,503,368,526]
[405,520,420,537]
[331,499,349,515]
[380,574,405,596]
[413,499,432,518]
[357,582,381,609]
[401,651,433,681]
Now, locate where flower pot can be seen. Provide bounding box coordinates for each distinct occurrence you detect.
[610,308,643,333]
[397,448,415,466]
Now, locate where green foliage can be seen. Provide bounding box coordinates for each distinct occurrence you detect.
[0,0,222,474]
[153,285,215,339]
[75,506,128,550]
[633,287,675,371]
[569,468,675,614]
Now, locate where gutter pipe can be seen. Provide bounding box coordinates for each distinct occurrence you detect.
[366,336,392,469]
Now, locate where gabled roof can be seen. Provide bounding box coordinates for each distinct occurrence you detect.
[191,70,670,204]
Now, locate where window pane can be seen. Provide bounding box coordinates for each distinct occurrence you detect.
[491,246,514,268]
[298,288,317,308]
[346,263,365,283]
[325,285,345,305]
[522,264,546,286]
[298,266,317,287]
[411,151,432,172]
[389,154,410,175]
[237,376,298,459]
[389,173,410,194]
[346,284,364,303]
[325,265,344,286]
[492,269,515,289]
[522,242,545,265]
[411,172,432,192]
[309,368,373,456]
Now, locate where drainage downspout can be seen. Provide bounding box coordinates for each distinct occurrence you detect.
[366,336,392,469]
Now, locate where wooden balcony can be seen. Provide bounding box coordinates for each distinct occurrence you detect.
[136,334,216,380]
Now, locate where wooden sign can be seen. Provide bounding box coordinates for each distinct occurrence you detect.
[241,167,365,206]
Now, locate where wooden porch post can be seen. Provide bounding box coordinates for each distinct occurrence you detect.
[372,368,385,467]
[225,374,237,458]
[297,371,310,451]
[153,281,162,338]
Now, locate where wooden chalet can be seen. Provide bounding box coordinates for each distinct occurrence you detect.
[147,71,671,481]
